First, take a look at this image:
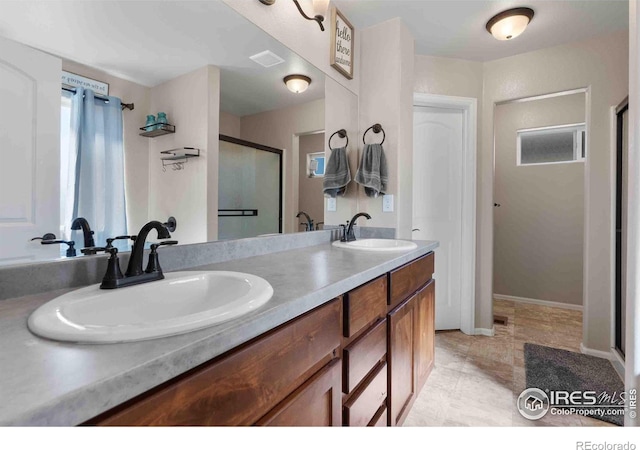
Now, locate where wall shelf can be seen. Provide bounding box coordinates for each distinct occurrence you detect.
[160,147,199,171]
[140,123,176,137]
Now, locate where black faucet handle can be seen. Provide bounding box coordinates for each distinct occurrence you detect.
[106,235,135,249]
[31,233,57,241]
[40,239,77,257]
[146,241,178,274]
[100,247,124,288]
[150,240,178,251]
[339,224,347,242]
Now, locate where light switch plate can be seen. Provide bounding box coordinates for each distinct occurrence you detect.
[382,194,394,212]
[327,197,337,212]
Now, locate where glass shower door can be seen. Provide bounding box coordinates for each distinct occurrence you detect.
[218,136,282,240]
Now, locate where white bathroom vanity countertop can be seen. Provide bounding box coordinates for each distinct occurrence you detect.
[0,240,438,426]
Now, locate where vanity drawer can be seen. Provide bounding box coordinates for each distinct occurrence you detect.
[93,298,341,426]
[343,318,386,394]
[344,275,387,338]
[343,361,387,426]
[389,252,434,309]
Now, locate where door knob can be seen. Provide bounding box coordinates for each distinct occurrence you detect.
[494,203,501,207]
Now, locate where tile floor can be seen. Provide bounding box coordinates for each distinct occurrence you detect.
[404,298,617,427]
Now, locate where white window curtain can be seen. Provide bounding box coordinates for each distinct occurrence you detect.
[61,87,127,248]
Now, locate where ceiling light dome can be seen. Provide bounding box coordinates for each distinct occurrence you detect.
[284,74,311,93]
[486,7,534,41]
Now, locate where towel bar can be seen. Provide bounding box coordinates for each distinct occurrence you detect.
[329,129,348,150]
[363,123,385,145]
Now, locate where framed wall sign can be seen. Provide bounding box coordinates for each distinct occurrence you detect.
[61,71,109,95]
[330,6,354,80]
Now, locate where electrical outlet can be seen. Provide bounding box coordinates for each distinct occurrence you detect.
[382,194,394,212]
[327,197,337,212]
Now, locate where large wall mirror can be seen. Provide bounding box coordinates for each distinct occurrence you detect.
[0,1,356,266]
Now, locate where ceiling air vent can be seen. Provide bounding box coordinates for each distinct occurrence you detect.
[249,50,285,68]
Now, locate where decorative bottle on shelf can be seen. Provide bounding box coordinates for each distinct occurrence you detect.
[156,112,168,131]
[145,114,156,132]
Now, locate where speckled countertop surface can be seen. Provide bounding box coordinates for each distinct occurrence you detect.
[0,240,437,426]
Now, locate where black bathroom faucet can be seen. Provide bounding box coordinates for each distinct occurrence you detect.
[71,217,95,248]
[342,212,372,242]
[296,211,314,232]
[99,220,177,289]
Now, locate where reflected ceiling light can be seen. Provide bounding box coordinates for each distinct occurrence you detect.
[486,7,534,41]
[284,75,311,93]
[258,0,330,31]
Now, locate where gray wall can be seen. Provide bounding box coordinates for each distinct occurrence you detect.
[298,133,325,229]
[494,93,585,305]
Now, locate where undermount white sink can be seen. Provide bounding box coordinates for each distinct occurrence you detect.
[332,238,418,252]
[27,271,274,344]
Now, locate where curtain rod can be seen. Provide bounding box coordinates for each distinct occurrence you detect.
[62,84,134,111]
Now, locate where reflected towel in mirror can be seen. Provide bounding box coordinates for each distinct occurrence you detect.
[323,146,351,198]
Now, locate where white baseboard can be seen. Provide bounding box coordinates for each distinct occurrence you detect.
[580,343,615,360]
[611,349,625,380]
[493,294,583,311]
[474,326,495,337]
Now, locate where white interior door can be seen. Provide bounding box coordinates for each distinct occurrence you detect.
[0,36,61,264]
[413,105,464,330]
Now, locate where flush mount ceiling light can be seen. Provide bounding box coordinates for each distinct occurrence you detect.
[258,0,330,31]
[486,7,534,41]
[284,74,311,93]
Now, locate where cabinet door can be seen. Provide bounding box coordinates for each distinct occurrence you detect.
[388,295,417,426]
[415,280,435,392]
[257,359,341,426]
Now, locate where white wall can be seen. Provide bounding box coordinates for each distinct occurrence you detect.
[324,76,359,226]
[148,66,220,245]
[482,31,628,350]
[220,111,241,139]
[62,60,151,234]
[358,18,414,236]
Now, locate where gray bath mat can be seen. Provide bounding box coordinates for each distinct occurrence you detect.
[524,343,624,426]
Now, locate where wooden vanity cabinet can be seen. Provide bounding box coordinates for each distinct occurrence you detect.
[90,298,342,426]
[387,252,435,426]
[89,252,435,427]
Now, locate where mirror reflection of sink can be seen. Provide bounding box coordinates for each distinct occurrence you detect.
[332,239,418,252]
[27,271,274,344]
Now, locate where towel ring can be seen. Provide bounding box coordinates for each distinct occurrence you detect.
[329,129,348,150]
[363,123,385,145]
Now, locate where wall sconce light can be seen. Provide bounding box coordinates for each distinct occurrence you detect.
[284,74,311,93]
[258,0,330,31]
[486,7,534,41]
